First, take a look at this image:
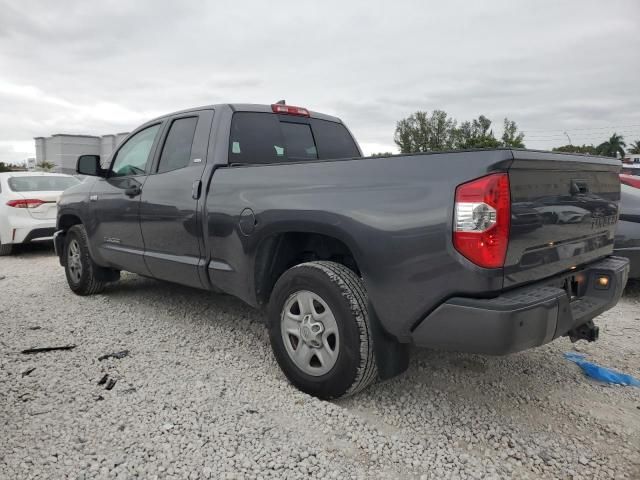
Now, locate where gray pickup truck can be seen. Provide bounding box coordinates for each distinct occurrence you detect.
[54,103,630,399]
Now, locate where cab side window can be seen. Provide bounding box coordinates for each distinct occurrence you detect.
[228,112,359,165]
[110,124,161,177]
[157,117,198,174]
[229,112,285,165]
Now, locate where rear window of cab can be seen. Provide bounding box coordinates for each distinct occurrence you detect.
[229,112,360,165]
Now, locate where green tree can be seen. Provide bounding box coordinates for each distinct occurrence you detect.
[552,144,599,155]
[501,118,525,148]
[628,140,640,154]
[597,133,626,158]
[0,162,12,172]
[394,110,527,152]
[36,160,56,172]
[394,110,457,153]
[455,115,501,149]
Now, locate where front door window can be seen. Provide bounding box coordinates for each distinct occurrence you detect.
[110,124,161,177]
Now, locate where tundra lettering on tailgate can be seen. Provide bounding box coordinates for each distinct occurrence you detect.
[591,214,617,230]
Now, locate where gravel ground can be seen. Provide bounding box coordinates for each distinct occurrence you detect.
[1,246,639,480]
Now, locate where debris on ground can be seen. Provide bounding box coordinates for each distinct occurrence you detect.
[564,352,640,386]
[98,350,129,361]
[21,367,36,377]
[97,374,117,390]
[21,345,76,354]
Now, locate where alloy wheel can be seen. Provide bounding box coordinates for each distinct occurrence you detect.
[67,239,83,283]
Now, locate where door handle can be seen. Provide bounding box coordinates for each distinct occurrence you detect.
[125,184,142,197]
[192,180,202,200]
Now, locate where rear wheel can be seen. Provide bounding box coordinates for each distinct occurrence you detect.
[64,225,116,295]
[268,261,378,399]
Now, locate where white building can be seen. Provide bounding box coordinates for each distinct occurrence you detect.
[34,132,129,174]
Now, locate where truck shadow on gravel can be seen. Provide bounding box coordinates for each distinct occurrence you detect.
[99,273,639,409]
[622,278,640,297]
[101,272,640,385]
[102,274,261,315]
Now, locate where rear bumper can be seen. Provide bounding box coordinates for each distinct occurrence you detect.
[613,247,640,279]
[1,218,56,244]
[22,227,56,243]
[411,256,629,354]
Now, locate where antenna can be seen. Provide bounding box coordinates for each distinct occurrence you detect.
[275,100,286,105]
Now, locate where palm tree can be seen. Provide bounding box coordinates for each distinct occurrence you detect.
[629,140,640,155]
[35,160,56,172]
[597,133,626,158]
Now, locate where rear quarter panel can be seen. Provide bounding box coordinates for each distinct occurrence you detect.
[205,150,513,341]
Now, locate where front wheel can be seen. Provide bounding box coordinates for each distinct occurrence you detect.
[64,225,116,295]
[268,261,378,399]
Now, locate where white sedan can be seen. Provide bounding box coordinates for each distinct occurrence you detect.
[0,172,81,255]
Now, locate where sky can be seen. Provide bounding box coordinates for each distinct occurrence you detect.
[0,0,638,163]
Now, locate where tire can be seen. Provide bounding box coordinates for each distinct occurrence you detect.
[0,239,12,256]
[268,261,378,399]
[64,225,108,295]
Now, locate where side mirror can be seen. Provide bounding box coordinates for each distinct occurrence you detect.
[77,155,105,177]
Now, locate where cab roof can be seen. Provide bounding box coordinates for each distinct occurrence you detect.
[146,103,343,125]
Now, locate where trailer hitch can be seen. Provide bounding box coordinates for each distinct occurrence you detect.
[568,320,599,343]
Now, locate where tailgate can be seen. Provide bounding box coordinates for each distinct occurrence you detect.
[505,151,621,288]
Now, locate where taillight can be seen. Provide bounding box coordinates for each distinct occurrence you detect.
[271,104,310,116]
[6,199,46,209]
[453,173,510,268]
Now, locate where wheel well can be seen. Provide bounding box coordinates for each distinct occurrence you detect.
[58,214,82,231]
[255,232,359,306]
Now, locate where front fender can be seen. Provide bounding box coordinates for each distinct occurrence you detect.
[56,206,103,266]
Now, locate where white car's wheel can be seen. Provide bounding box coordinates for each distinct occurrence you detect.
[0,237,12,256]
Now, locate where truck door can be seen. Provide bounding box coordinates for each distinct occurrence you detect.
[139,110,214,288]
[89,123,163,275]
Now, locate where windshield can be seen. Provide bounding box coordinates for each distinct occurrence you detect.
[7,176,80,192]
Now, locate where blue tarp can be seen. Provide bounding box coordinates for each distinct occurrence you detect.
[564,352,640,387]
